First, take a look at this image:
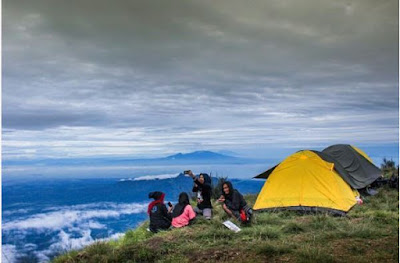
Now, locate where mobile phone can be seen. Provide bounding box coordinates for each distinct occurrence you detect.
[168,202,172,207]
[184,170,191,174]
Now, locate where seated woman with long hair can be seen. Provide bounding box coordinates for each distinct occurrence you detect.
[171,192,196,228]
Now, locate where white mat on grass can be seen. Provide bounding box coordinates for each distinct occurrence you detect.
[222,220,241,233]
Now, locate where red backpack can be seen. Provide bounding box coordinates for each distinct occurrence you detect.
[240,209,247,222]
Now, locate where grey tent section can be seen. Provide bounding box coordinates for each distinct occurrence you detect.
[322,144,381,189]
[311,150,372,190]
[254,164,278,179]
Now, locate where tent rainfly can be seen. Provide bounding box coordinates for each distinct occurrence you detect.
[321,144,382,189]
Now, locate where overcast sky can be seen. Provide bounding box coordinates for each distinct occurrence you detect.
[3,0,399,160]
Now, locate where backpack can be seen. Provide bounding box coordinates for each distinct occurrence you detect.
[240,205,253,223]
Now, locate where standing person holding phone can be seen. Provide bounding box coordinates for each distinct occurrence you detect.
[185,170,213,219]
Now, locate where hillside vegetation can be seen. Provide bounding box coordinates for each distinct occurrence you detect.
[54,186,398,263]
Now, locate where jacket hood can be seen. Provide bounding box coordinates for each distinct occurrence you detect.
[148,191,164,200]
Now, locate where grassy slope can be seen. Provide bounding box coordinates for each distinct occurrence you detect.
[54,187,398,263]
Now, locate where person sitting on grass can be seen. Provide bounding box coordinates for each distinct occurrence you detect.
[186,170,213,219]
[217,181,253,223]
[148,191,172,233]
[171,192,196,228]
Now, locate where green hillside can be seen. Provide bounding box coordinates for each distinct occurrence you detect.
[53,187,398,263]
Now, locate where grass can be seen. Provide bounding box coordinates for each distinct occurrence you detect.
[53,186,399,263]
[296,245,335,263]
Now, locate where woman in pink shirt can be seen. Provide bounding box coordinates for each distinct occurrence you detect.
[171,192,196,228]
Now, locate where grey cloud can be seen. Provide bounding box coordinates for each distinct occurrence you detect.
[3,110,106,130]
[2,0,398,158]
[4,0,397,80]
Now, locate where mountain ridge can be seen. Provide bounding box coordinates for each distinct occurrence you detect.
[165,151,236,160]
[4,150,254,166]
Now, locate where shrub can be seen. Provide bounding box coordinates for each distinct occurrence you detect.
[211,176,228,199]
[381,158,399,178]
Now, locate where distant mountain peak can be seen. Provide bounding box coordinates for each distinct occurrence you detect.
[166,151,234,160]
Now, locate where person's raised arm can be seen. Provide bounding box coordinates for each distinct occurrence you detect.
[186,170,195,179]
[188,170,201,183]
[187,170,203,190]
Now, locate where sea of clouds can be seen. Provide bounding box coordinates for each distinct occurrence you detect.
[2,201,148,262]
[119,173,180,181]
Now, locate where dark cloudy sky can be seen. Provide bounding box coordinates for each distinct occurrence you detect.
[3,0,399,160]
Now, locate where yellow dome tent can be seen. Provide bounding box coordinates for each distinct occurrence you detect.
[253,150,357,215]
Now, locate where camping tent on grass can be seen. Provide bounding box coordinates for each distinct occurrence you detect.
[253,150,358,215]
[321,144,381,189]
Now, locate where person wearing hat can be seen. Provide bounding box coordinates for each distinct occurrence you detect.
[147,191,172,233]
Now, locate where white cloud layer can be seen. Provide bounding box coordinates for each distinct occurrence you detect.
[131,173,179,181]
[2,202,145,263]
[2,202,147,231]
[2,245,18,263]
[33,230,125,262]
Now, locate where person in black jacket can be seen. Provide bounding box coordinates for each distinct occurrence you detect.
[217,181,252,223]
[147,191,172,233]
[186,170,213,219]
